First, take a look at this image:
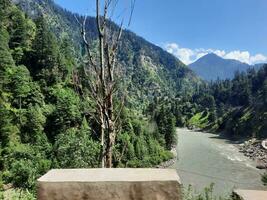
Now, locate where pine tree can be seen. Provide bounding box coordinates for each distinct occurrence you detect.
[0,28,15,71]
[0,0,11,26]
[59,36,76,81]
[8,8,36,64]
[0,27,16,150]
[8,8,27,49]
[165,113,176,150]
[29,17,61,85]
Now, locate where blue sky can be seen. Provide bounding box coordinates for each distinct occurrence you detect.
[55,0,267,64]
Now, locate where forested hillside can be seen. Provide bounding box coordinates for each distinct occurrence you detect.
[188,66,267,138]
[12,0,199,109]
[0,0,188,197]
[1,0,266,199]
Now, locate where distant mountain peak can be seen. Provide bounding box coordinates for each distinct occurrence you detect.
[202,53,220,58]
[196,53,224,63]
[189,53,252,81]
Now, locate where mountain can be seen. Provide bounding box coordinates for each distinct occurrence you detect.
[189,53,259,81]
[253,63,266,70]
[12,0,199,107]
[188,63,267,139]
[1,1,182,195]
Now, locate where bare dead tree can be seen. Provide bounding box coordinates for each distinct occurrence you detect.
[76,0,135,168]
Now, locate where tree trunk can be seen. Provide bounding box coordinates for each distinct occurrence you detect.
[78,0,135,169]
[106,120,115,168]
[105,93,115,168]
[99,109,105,168]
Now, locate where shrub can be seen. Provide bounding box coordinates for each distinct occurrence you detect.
[262,172,267,185]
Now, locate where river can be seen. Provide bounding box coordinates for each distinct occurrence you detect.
[174,128,266,197]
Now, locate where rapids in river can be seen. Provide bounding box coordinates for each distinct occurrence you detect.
[174,128,266,197]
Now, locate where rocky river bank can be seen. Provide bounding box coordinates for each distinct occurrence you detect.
[156,147,177,168]
[239,139,267,169]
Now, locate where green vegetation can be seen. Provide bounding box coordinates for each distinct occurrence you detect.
[3,188,35,200]
[185,64,267,187]
[262,173,267,186]
[1,0,266,198]
[17,0,200,106]
[187,67,267,139]
[188,112,210,129]
[0,0,179,196]
[183,184,234,200]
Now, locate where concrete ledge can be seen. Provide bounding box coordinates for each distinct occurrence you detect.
[38,168,182,200]
[233,189,267,200]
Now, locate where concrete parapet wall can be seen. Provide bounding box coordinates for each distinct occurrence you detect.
[233,189,267,200]
[38,168,182,200]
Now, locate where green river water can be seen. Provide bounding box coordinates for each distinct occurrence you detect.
[174,128,267,197]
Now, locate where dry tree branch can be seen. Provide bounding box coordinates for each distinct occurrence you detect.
[128,0,136,27]
[114,95,125,123]
[96,0,103,36]
[109,0,119,20]
[77,0,135,168]
[75,15,97,72]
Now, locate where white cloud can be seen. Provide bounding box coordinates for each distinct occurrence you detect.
[164,43,267,65]
[165,43,194,65]
[250,54,267,64]
[224,51,250,63]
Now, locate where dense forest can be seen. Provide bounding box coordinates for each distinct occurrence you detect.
[186,66,267,139]
[1,0,267,199]
[147,65,267,139]
[0,0,179,197]
[13,0,199,107]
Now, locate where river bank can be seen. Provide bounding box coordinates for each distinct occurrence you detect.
[156,147,177,168]
[176,128,266,196]
[190,127,267,170]
[239,139,267,169]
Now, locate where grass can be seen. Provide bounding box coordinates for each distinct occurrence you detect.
[3,188,35,200]
[188,112,210,129]
[182,183,234,200]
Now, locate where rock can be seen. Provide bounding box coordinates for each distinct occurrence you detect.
[156,147,177,168]
[256,165,266,169]
[256,161,267,169]
[247,149,254,153]
[239,140,267,169]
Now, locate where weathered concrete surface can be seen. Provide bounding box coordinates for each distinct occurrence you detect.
[38,168,182,200]
[233,189,267,200]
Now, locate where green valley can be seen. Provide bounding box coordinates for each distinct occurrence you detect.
[0,0,267,199]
